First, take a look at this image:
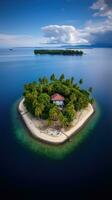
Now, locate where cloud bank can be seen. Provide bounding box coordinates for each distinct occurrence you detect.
[42,25,88,44]
[41,0,112,45]
[88,0,112,44]
[0,0,112,47]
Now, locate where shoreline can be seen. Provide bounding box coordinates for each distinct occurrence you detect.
[18,98,94,145]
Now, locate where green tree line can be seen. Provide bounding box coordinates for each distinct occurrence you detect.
[34,49,83,55]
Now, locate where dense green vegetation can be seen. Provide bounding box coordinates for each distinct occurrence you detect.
[34,49,83,55]
[23,74,94,128]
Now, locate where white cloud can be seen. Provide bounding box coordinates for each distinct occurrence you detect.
[91,0,107,12]
[91,0,112,19]
[80,20,112,44]
[88,0,112,44]
[42,25,89,44]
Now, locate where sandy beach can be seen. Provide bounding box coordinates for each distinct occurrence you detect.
[18,98,94,144]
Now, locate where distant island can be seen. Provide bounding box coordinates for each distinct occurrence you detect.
[18,74,94,144]
[34,49,83,55]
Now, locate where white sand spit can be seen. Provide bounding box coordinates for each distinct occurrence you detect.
[18,98,94,144]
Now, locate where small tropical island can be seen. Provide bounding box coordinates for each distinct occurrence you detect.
[18,74,94,144]
[34,49,83,55]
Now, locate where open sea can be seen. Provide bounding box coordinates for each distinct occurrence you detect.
[0,47,112,197]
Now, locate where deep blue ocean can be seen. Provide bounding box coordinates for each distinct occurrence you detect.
[0,47,112,196]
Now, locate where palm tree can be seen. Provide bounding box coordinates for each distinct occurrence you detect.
[79,79,83,85]
[32,99,38,110]
[88,87,93,93]
[59,74,65,82]
[64,79,72,88]
[38,77,42,83]
[70,93,76,102]
[47,84,52,94]
[71,77,74,84]
[49,106,60,121]
[35,103,44,118]
[59,113,69,128]
[50,73,56,81]
[38,93,50,107]
[65,103,76,122]
[42,76,48,84]
[47,118,53,126]
[32,90,38,99]
[38,83,43,93]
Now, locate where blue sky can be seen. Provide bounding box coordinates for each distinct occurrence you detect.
[0,0,112,47]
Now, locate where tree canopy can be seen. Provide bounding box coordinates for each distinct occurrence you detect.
[23,74,94,128]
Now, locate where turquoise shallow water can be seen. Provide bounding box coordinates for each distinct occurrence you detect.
[0,47,112,193]
[12,100,100,160]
